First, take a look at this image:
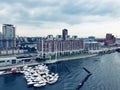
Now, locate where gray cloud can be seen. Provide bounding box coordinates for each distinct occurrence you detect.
[0,0,120,26]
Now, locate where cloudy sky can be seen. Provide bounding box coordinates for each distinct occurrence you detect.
[0,0,120,38]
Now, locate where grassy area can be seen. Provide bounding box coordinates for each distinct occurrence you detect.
[47,53,90,61]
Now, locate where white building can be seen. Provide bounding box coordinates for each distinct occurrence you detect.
[0,56,32,67]
[0,57,17,66]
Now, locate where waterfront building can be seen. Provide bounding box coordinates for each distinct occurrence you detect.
[104,33,116,46]
[0,56,32,67]
[2,24,16,49]
[0,49,25,55]
[0,57,17,66]
[62,29,68,40]
[37,39,84,56]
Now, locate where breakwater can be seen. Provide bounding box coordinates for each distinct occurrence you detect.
[75,67,92,90]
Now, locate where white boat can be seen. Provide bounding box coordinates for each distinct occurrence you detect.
[23,65,28,70]
[0,71,5,75]
[48,77,58,84]
[34,82,46,87]
[30,76,36,80]
[33,72,38,77]
[27,81,35,86]
[33,83,40,87]
[47,74,59,84]
[33,77,41,82]
[26,78,32,82]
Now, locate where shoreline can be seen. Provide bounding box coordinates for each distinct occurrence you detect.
[45,54,98,64]
[0,54,98,71]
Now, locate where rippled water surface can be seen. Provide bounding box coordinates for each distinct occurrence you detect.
[0,52,120,90]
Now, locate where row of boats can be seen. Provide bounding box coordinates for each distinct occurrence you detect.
[21,64,59,88]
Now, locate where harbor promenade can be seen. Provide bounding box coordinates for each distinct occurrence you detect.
[0,46,119,71]
[0,54,97,70]
[45,54,98,64]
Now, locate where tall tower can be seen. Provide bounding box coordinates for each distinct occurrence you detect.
[2,24,16,48]
[62,29,68,40]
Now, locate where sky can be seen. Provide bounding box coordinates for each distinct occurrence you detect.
[0,0,120,38]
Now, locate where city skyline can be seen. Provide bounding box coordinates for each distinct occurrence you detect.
[0,0,120,38]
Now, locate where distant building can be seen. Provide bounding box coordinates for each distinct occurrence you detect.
[2,24,16,49]
[116,39,120,47]
[3,24,15,39]
[104,33,116,46]
[56,35,62,40]
[88,36,95,41]
[46,35,54,40]
[0,32,3,49]
[72,35,78,40]
[62,29,68,40]
[84,41,101,51]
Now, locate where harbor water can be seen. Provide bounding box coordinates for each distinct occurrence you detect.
[0,52,120,90]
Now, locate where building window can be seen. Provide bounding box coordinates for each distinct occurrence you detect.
[0,61,5,63]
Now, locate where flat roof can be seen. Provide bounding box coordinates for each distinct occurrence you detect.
[0,56,16,61]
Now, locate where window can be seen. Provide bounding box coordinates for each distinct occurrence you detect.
[0,61,5,63]
[7,60,9,62]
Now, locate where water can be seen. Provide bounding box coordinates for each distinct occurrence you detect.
[0,52,120,90]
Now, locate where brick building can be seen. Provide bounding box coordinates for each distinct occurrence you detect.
[104,33,116,46]
[37,39,84,56]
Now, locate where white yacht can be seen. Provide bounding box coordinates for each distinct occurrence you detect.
[34,81,46,88]
[47,73,59,84]
[27,81,35,86]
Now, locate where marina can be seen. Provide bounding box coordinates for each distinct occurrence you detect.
[0,63,59,88]
[22,64,59,87]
